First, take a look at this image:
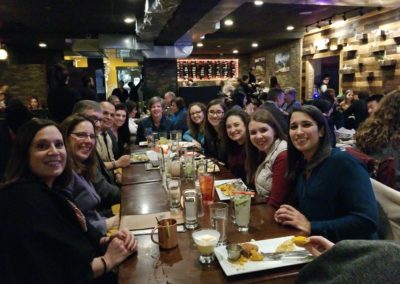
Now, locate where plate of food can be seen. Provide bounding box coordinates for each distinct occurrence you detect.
[130,152,149,163]
[179,141,195,148]
[196,159,220,173]
[214,236,313,276]
[214,179,247,201]
[139,141,148,147]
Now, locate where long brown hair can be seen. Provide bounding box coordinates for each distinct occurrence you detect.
[245,109,287,184]
[3,119,72,188]
[60,114,98,182]
[187,102,206,140]
[356,90,400,154]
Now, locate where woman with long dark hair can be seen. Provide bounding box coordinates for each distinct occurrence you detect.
[274,105,378,242]
[111,103,131,157]
[221,108,249,181]
[204,99,227,162]
[183,102,206,151]
[0,119,137,282]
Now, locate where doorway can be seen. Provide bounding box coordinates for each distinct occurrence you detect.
[312,55,339,93]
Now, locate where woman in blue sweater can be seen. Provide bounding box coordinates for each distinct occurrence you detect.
[274,105,378,242]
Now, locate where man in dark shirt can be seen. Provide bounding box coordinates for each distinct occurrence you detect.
[111,80,128,103]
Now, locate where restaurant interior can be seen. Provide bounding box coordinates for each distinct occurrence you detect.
[1,1,400,284]
[1,0,400,104]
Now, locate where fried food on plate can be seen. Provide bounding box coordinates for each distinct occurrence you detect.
[292,236,310,246]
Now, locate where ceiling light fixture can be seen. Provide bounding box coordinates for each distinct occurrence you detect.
[0,43,8,60]
[286,25,294,31]
[224,19,234,26]
[233,49,239,54]
[124,17,135,24]
[38,42,47,48]
[299,11,312,15]
[200,35,205,40]
[197,42,204,47]
[251,42,258,48]
[254,0,263,6]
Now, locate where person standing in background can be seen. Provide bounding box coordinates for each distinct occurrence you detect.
[111,80,128,103]
[80,75,98,101]
[47,63,81,123]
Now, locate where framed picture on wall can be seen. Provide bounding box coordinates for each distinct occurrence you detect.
[254,57,266,79]
[275,52,290,73]
[116,67,142,89]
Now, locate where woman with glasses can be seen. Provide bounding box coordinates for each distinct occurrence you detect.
[61,114,119,235]
[274,105,378,242]
[1,118,137,282]
[221,108,249,181]
[204,99,227,162]
[183,102,206,151]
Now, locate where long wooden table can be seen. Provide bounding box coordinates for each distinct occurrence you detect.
[119,153,304,284]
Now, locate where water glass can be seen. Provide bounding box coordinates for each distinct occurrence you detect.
[167,177,181,211]
[183,189,198,230]
[209,202,228,245]
[234,194,251,232]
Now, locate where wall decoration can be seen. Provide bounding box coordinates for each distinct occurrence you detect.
[254,57,266,79]
[275,51,290,73]
[176,59,238,81]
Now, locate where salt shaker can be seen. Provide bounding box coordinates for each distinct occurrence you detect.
[183,189,198,230]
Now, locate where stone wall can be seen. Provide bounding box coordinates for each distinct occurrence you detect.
[249,39,302,93]
[143,59,178,101]
[0,64,48,106]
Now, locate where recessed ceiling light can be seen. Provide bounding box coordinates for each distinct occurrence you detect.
[286,25,295,31]
[224,19,234,26]
[299,11,312,15]
[38,42,47,48]
[197,42,204,47]
[200,35,205,40]
[233,49,239,54]
[254,0,263,6]
[251,42,258,48]
[124,17,135,24]
[217,45,221,48]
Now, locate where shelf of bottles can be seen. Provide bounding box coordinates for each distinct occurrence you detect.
[177,59,239,81]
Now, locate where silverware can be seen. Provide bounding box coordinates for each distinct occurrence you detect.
[260,250,312,260]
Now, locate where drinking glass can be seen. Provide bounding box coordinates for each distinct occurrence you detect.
[192,229,220,264]
[234,194,251,232]
[183,189,198,230]
[199,171,214,205]
[209,202,228,245]
[167,177,181,211]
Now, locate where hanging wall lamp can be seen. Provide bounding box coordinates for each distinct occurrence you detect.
[0,42,8,60]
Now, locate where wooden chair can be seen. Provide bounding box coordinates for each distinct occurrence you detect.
[370,178,400,240]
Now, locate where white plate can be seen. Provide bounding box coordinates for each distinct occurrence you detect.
[139,141,148,147]
[214,179,247,201]
[214,236,313,276]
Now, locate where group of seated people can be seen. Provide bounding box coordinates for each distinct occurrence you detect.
[1,78,399,282]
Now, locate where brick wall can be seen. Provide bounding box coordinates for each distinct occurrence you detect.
[0,64,48,106]
[143,59,178,101]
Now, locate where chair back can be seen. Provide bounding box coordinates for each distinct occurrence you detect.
[370,178,400,240]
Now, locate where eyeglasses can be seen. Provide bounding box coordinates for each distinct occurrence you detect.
[88,116,102,124]
[208,110,224,116]
[190,110,203,116]
[71,132,96,140]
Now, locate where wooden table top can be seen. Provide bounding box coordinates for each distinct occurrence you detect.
[119,150,304,284]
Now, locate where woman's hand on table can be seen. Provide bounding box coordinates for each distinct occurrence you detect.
[274,204,311,234]
[103,233,138,269]
[303,236,334,257]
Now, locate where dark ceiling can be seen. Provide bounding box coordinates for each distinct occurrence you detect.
[0,0,390,57]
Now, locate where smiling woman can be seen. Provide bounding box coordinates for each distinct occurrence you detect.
[0,118,137,282]
[274,105,379,242]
